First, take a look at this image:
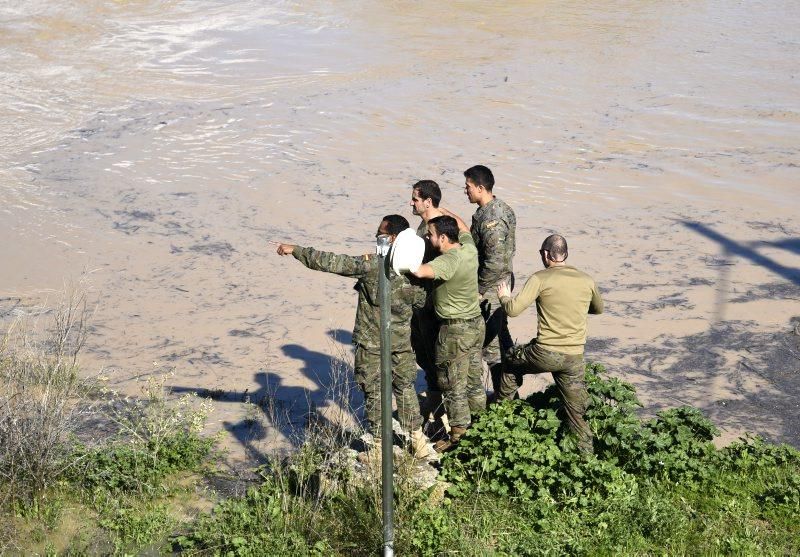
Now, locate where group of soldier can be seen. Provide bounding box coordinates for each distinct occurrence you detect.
[275,165,603,461]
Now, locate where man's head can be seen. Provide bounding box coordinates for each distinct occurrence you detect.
[463,165,495,205]
[410,180,442,216]
[378,214,410,243]
[427,215,460,252]
[540,234,568,267]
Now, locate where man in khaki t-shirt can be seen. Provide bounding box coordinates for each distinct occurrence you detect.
[412,215,485,451]
[496,234,603,452]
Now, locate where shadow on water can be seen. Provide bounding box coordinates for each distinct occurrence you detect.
[170,331,359,464]
[623,318,800,449]
[326,328,353,345]
[681,220,800,285]
[680,220,800,325]
[762,237,800,255]
[590,222,800,447]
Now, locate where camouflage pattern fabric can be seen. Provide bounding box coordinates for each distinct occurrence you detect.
[435,316,485,429]
[292,246,426,433]
[500,341,593,452]
[471,197,517,396]
[354,346,421,433]
[470,197,516,296]
[480,286,518,396]
[292,246,425,353]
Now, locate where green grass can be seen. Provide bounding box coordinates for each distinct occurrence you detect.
[171,363,799,556]
[3,362,798,555]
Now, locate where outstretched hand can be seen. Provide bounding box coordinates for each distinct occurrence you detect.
[270,241,295,256]
[496,280,511,299]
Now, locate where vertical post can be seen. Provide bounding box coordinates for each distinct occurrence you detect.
[376,236,394,557]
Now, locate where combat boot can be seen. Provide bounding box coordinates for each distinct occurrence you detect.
[409,428,437,461]
[357,437,381,465]
[433,425,467,453]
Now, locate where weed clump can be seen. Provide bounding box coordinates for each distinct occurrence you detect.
[0,289,93,509]
[0,291,217,555]
[70,373,215,496]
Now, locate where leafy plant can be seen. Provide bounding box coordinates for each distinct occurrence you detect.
[631,406,719,485]
[758,473,800,510]
[97,499,173,555]
[717,434,800,473]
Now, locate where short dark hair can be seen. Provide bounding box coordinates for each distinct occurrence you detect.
[412,180,441,208]
[541,234,568,262]
[382,214,410,235]
[428,215,460,243]
[463,165,494,191]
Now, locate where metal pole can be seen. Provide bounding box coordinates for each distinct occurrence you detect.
[376,237,394,557]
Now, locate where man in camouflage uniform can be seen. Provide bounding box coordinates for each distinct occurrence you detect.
[411,215,484,452]
[275,215,433,458]
[409,180,446,425]
[463,165,519,401]
[496,234,604,452]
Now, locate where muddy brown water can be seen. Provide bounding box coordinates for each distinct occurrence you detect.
[2,1,799,462]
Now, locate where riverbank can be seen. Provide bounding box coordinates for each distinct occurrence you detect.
[2,327,798,555]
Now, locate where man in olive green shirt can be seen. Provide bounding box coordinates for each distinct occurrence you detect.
[496,234,603,452]
[412,215,485,451]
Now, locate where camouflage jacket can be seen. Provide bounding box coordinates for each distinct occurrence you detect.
[471,197,516,294]
[293,246,425,352]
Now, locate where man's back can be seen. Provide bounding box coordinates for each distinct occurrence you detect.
[504,265,603,354]
[429,232,481,320]
[471,197,516,294]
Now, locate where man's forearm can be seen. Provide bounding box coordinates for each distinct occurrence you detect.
[293,247,371,277]
[438,207,470,232]
[499,275,538,317]
[411,263,435,279]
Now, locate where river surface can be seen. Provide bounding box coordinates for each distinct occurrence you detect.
[2,1,799,460]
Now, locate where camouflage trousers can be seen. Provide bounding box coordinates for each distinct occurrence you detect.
[354,345,422,434]
[480,287,518,395]
[435,315,486,429]
[498,341,593,452]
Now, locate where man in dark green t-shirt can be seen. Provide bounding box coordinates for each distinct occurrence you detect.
[412,215,485,451]
[496,234,603,452]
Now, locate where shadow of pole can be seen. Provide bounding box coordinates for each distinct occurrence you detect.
[681,220,800,324]
[681,220,800,285]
